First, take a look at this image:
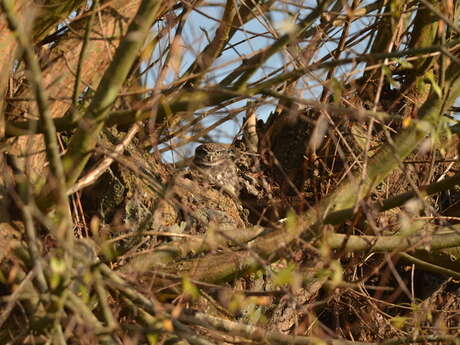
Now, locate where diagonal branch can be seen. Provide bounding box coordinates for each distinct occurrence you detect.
[58,0,162,187]
[181,0,251,87]
[1,0,72,233]
[220,0,332,88]
[145,59,460,284]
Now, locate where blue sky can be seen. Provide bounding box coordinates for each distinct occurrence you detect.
[154,1,287,162]
[151,0,433,162]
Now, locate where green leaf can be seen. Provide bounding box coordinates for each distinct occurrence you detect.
[390,316,409,329]
[329,260,343,287]
[272,263,296,287]
[285,211,298,234]
[424,70,442,98]
[182,276,200,300]
[50,256,66,290]
[146,333,158,345]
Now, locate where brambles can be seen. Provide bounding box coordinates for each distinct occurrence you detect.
[1,1,460,344]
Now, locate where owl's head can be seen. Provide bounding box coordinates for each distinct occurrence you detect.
[193,143,232,167]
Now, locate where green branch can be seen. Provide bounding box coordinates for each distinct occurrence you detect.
[160,60,460,283]
[6,38,460,139]
[2,0,72,233]
[324,228,460,253]
[59,0,162,186]
[221,0,332,88]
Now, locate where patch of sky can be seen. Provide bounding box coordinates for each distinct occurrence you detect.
[157,1,290,162]
[157,0,380,162]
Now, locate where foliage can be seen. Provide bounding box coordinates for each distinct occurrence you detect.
[1,0,460,344]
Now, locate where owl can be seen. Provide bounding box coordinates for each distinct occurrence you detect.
[192,143,240,196]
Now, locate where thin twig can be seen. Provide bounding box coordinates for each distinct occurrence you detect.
[68,123,140,194]
[180,311,369,345]
[1,0,73,239]
[60,0,162,186]
[71,0,98,113]
[0,270,36,328]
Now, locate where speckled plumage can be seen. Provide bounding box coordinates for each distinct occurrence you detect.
[192,143,240,196]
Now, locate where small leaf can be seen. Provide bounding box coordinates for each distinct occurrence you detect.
[285,211,297,234]
[329,260,343,287]
[390,316,409,329]
[272,263,296,287]
[50,256,66,290]
[146,333,158,345]
[424,70,442,98]
[182,276,200,300]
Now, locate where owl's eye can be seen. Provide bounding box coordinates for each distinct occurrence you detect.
[195,146,207,156]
